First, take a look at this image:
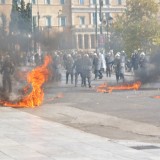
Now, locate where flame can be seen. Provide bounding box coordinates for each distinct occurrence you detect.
[97,81,142,93]
[45,93,64,103]
[154,95,160,99]
[0,55,52,108]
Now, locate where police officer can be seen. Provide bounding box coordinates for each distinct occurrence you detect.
[72,54,82,87]
[139,52,147,69]
[105,52,112,77]
[114,53,125,83]
[93,52,102,80]
[81,54,92,88]
[64,54,74,84]
[1,55,14,93]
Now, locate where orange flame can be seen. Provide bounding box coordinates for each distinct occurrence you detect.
[0,55,52,108]
[97,81,142,93]
[45,93,64,103]
[154,96,160,99]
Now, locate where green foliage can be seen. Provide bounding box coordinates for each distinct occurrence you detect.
[0,14,8,52]
[113,0,160,55]
[9,0,19,34]
[10,0,32,34]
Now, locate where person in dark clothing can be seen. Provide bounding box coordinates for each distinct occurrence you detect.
[72,54,82,87]
[139,52,147,69]
[1,56,14,93]
[93,53,102,80]
[114,53,125,83]
[131,50,140,71]
[105,52,112,77]
[64,54,74,84]
[81,54,92,88]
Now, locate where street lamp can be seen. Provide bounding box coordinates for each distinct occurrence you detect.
[57,10,62,50]
[106,16,113,51]
[37,0,40,31]
[95,1,98,53]
[58,10,62,29]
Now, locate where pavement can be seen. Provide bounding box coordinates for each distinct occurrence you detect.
[0,106,160,160]
[1,69,160,160]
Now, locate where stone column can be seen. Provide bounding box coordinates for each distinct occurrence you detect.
[88,34,91,49]
[82,34,84,49]
[76,34,79,49]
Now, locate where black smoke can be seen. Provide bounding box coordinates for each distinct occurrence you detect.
[135,49,160,84]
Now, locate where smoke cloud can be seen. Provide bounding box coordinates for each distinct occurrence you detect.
[135,49,160,84]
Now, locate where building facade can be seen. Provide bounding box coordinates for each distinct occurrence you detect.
[71,0,126,51]
[1,0,159,51]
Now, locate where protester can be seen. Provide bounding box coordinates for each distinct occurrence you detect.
[72,54,82,87]
[64,54,74,84]
[81,54,92,88]
[1,55,14,93]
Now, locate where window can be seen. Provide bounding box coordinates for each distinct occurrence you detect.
[45,0,51,5]
[92,0,96,5]
[79,0,84,5]
[104,0,109,5]
[33,16,37,27]
[92,13,96,25]
[0,0,5,4]
[60,16,66,26]
[46,16,52,27]
[60,0,65,4]
[32,0,36,4]
[117,0,122,5]
[105,13,110,19]
[79,16,85,25]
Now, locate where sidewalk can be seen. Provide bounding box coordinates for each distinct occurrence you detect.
[0,107,159,160]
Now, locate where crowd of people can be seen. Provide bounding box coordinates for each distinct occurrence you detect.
[50,49,148,87]
[0,48,148,96]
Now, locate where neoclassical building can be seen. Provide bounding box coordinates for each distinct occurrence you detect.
[71,0,126,51]
[0,0,126,51]
[0,0,159,51]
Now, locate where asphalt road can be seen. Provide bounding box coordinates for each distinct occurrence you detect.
[18,71,160,143]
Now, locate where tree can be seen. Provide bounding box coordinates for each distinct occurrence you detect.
[0,14,9,54]
[9,0,19,34]
[113,0,160,55]
[10,0,32,35]
[9,0,32,52]
[25,3,32,33]
[18,0,25,32]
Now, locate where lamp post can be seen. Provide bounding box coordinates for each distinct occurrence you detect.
[106,16,113,51]
[36,0,40,53]
[58,10,62,29]
[58,10,62,50]
[37,0,40,32]
[95,1,98,53]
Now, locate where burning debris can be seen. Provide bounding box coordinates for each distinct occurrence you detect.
[0,55,52,108]
[97,81,142,93]
[45,93,64,103]
[153,95,160,99]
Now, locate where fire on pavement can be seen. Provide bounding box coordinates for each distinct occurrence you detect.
[0,55,52,108]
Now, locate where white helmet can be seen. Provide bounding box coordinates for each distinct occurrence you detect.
[140,52,145,56]
[115,52,120,58]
